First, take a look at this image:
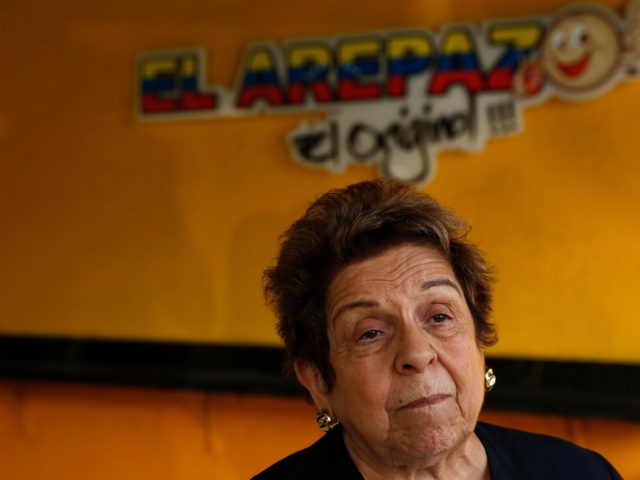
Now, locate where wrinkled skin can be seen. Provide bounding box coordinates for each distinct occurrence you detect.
[296,243,489,479]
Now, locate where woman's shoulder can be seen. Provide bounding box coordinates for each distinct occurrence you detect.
[251,427,362,480]
[475,421,622,479]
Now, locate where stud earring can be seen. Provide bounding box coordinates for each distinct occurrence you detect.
[485,367,496,391]
[316,411,340,432]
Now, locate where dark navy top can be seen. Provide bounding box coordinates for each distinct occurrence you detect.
[253,422,622,479]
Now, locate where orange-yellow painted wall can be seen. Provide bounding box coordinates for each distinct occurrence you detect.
[1,381,639,479]
[2,0,640,361]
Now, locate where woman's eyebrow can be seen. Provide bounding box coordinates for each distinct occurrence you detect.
[331,279,460,324]
[331,299,379,324]
[420,278,462,295]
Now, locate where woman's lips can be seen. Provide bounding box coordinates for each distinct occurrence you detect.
[400,394,451,409]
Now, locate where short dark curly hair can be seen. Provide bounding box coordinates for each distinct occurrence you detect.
[263,179,497,392]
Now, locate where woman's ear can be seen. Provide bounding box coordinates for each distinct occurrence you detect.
[294,359,330,410]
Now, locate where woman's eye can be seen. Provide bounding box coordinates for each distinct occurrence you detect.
[430,313,452,324]
[358,329,381,341]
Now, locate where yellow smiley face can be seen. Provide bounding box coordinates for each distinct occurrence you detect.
[542,9,622,92]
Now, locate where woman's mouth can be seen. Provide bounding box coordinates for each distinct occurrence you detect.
[400,394,451,409]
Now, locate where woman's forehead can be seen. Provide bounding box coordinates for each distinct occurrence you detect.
[333,243,454,286]
[325,243,461,318]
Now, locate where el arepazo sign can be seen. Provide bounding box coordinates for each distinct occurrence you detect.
[137,1,640,185]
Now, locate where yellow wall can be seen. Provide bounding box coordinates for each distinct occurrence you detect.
[1,381,639,479]
[1,0,640,361]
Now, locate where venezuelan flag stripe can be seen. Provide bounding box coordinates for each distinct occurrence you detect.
[337,59,379,80]
[142,76,201,94]
[387,56,431,75]
[240,70,280,88]
[493,48,533,69]
[288,66,330,84]
[435,52,481,72]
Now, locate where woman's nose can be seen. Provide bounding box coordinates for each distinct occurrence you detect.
[394,322,437,374]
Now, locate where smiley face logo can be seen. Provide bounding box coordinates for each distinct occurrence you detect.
[542,7,622,93]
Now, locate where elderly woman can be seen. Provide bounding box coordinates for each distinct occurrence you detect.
[254,179,621,479]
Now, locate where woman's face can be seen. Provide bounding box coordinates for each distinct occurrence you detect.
[311,243,486,463]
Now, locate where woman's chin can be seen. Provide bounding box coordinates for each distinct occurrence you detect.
[385,416,472,461]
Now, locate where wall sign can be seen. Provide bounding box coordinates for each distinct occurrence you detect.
[137,2,640,184]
